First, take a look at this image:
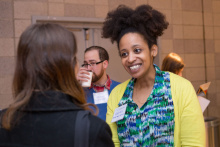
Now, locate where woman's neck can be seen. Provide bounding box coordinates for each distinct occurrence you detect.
[135,65,156,89]
[132,65,156,108]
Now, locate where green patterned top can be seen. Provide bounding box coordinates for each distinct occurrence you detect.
[116,65,175,147]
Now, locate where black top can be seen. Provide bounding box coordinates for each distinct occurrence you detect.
[0,91,114,147]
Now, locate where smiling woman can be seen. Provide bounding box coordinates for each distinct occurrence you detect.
[102,4,206,147]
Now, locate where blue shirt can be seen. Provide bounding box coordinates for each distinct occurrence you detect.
[84,79,120,120]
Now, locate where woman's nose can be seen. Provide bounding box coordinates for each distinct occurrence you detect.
[128,53,136,63]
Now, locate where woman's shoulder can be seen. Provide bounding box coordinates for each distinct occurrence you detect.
[89,114,111,130]
[88,115,114,146]
[169,72,192,87]
[169,72,197,102]
[108,79,131,104]
[111,79,130,93]
[89,114,106,124]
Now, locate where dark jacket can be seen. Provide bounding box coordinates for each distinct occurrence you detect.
[0,91,114,147]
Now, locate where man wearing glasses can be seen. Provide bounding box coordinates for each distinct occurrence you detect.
[77,46,120,120]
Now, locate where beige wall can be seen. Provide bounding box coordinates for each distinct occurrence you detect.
[0,0,219,118]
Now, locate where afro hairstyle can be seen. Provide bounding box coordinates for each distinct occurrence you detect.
[102,4,169,49]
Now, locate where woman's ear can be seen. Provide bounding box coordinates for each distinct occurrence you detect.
[151,45,158,57]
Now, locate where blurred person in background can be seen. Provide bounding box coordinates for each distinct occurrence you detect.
[162,52,185,77]
[77,46,120,120]
[0,23,114,147]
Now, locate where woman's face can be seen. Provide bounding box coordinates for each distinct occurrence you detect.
[119,32,157,79]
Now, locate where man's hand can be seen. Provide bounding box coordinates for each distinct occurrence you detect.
[77,67,91,82]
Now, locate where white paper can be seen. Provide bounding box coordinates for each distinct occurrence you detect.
[111,104,127,123]
[93,90,109,104]
[198,96,210,113]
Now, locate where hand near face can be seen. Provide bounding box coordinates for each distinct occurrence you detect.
[76,67,91,82]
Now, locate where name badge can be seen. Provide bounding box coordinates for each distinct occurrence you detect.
[111,104,127,123]
[93,89,109,104]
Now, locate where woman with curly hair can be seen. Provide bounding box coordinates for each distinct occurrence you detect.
[162,52,185,77]
[102,4,205,147]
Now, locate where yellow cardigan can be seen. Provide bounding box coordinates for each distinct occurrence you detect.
[106,72,205,147]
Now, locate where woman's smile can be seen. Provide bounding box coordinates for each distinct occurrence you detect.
[129,64,142,71]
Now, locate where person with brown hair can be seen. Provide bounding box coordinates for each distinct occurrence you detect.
[0,23,114,147]
[77,46,120,121]
[162,52,185,77]
[102,4,205,147]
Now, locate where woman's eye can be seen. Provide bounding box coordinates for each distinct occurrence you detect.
[134,48,142,53]
[120,52,128,58]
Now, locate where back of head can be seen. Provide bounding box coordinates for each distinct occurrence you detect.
[102,4,169,49]
[161,52,184,74]
[2,23,86,129]
[15,23,78,92]
[85,46,109,62]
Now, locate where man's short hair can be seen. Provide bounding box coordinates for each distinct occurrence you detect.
[85,46,109,62]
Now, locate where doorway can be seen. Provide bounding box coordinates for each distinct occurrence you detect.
[32,16,131,82]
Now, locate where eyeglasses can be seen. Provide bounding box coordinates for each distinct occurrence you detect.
[81,60,104,68]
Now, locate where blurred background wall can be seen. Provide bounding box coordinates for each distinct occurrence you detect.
[0,0,219,118]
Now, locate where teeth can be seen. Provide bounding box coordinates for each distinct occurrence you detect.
[130,65,140,70]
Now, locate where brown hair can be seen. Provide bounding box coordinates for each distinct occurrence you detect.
[1,23,97,129]
[161,52,185,74]
[85,46,109,62]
